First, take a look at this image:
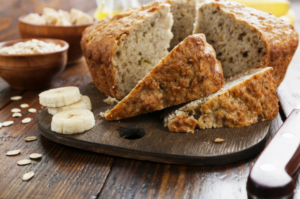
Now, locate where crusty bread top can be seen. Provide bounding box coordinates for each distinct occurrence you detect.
[200,0,298,86]
[165,67,279,131]
[105,34,224,121]
[81,2,171,99]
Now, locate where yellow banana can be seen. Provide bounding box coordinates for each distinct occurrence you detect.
[230,0,290,17]
[280,9,296,24]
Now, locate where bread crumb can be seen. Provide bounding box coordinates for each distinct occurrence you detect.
[99,110,110,118]
[214,138,224,143]
[103,96,119,105]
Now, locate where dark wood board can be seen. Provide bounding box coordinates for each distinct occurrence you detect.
[38,82,271,166]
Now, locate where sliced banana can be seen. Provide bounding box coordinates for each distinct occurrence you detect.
[48,96,92,115]
[51,109,95,134]
[39,87,82,108]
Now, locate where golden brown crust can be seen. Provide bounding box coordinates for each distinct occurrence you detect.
[198,68,278,129]
[166,68,279,132]
[105,34,225,120]
[81,2,167,99]
[168,114,197,133]
[209,0,299,86]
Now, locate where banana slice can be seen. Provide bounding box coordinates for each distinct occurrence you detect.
[39,87,81,108]
[51,109,95,134]
[48,95,92,115]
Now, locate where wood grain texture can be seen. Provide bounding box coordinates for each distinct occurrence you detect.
[0,78,24,110]
[38,82,271,166]
[98,114,283,199]
[0,0,299,198]
[0,60,113,199]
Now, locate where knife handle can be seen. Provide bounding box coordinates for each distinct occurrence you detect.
[247,109,300,199]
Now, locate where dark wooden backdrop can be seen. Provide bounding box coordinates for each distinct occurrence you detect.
[0,0,299,199]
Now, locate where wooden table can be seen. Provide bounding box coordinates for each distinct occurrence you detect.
[0,1,299,198]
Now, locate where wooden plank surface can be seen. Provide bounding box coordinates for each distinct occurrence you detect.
[98,114,283,199]
[0,60,116,199]
[38,82,272,166]
[0,0,298,198]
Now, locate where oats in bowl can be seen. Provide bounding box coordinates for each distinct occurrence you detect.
[0,39,62,55]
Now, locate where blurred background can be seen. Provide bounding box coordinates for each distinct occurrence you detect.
[0,0,298,42]
[94,0,296,24]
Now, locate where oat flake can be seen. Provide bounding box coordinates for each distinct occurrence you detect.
[22,171,34,181]
[17,159,31,166]
[28,108,37,113]
[3,121,14,126]
[6,150,21,156]
[29,153,42,159]
[20,104,29,108]
[25,136,37,142]
[12,113,22,118]
[11,96,22,101]
[11,108,21,113]
[22,118,31,124]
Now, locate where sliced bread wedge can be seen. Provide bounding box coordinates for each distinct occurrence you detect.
[105,34,224,121]
[81,2,174,99]
[164,67,279,133]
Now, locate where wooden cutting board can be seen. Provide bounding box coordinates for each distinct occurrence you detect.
[38,82,272,166]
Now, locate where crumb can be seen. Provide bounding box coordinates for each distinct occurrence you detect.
[214,138,224,143]
[99,110,110,118]
[190,130,194,134]
[207,142,210,145]
[103,96,119,105]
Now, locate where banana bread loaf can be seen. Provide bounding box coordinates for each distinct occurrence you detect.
[81,2,174,99]
[194,0,299,86]
[105,34,225,121]
[164,67,279,133]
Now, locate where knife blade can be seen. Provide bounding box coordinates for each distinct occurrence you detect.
[247,103,300,199]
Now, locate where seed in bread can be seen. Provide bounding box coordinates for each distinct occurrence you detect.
[194,1,299,86]
[164,67,279,132]
[81,2,174,100]
[105,34,224,121]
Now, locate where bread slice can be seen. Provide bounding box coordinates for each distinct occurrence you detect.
[164,67,279,133]
[105,34,225,121]
[166,0,204,50]
[194,1,299,86]
[81,2,174,99]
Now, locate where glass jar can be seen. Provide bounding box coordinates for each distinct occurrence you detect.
[94,0,141,20]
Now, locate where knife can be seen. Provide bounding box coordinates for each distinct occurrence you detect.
[247,103,300,199]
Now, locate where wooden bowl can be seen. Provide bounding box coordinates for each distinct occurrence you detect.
[18,16,94,64]
[0,38,68,90]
